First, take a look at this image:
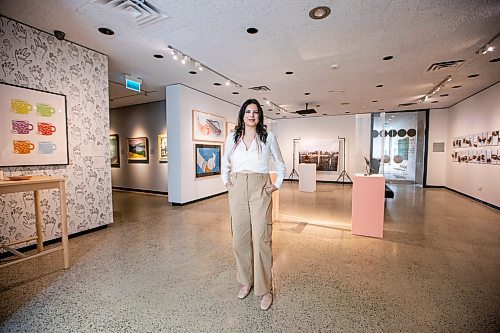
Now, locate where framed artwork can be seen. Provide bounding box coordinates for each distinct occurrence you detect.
[192,110,226,142]
[110,134,120,167]
[195,143,221,178]
[158,134,168,163]
[299,139,339,171]
[127,137,149,163]
[0,82,68,166]
[226,121,237,136]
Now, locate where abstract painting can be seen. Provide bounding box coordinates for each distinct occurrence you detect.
[192,110,226,142]
[195,144,221,178]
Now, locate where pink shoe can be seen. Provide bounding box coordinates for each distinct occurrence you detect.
[238,284,253,299]
[260,292,273,310]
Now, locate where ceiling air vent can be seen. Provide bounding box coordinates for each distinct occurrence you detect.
[426,60,465,72]
[93,0,168,28]
[398,102,417,108]
[248,85,271,92]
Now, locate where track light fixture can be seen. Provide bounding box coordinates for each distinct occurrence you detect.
[419,76,451,103]
[167,45,242,88]
[263,98,288,114]
[476,31,500,55]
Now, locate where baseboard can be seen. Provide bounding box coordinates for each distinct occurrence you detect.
[171,191,228,206]
[112,186,167,196]
[444,187,499,211]
[0,225,108,259]
[424,185,445,188]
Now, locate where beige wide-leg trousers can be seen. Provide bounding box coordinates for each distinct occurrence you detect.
[228,173,273,296]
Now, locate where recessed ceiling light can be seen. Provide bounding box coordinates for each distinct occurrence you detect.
[316,105,320,107]
[153,54,163,59]
[440,94,449,97]
[490,57,500,63]
[268,109,272,111]
[467,74,479,78]
[285,71,294,75]
[345,111,350,114]
[232,92,239,94]
[323,113,327,116]
[98,27,114,35]
[341,102,349,105]
[301,114,306,116]
[383,55,394,60]
[372,100,378,103]
[331,64,339,70]
[309,6,331,20]
[376,84,384,88]
[328,90,335,93]
[304,92,310,95]
[213,82,221,86]
[339,89,344,93]
[188,71,197,74]
[431,101,439,103]
[362,106,367,109]
[452,85,462,88]
[276,113,280,115]
[379,108,385,111]
[247,27,258,34]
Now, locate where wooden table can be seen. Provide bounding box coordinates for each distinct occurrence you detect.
[0,176,69,269]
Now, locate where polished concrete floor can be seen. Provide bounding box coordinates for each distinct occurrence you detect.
[1,183,499,332]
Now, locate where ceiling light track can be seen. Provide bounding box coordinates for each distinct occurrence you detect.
[419,75,451,103]
[263,98,288,114]
[167,45,242,88]
[476,31,500,55]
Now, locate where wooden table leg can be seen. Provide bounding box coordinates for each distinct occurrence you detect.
[34,190,44,253]
[59,181,70,269]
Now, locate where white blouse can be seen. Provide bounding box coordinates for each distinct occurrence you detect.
[221,131,286,188]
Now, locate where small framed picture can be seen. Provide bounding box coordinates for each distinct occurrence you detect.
[195,143,221,178]
[127,137,149,163]
[110,134,120,167]
[158,134,168,163]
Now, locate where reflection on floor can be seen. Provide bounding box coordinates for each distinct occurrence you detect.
[1,183,499,332]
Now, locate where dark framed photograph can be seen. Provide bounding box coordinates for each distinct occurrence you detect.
[110,134,120,167]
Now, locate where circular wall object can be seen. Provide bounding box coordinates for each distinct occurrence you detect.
[388,129,397,137]
[398,129,407,137]
[383,155,390,163]
[380,130,387,137]
[407,128,416,137]
[393,155,404,163]
[372,130,379,138]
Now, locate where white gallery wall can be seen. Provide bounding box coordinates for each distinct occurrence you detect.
[110,101,168,193]
[0,16,113,248]
[445,83,500,207]
[273,114,371,181]
[166,84,239,204]
[427,108,448,186]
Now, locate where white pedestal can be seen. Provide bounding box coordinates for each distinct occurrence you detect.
[298,163,316,192]
[351,173,385,238]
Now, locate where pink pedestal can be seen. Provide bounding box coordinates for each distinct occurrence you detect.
[351,173,385,238]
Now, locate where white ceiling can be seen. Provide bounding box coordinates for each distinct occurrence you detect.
[1,0,500,119]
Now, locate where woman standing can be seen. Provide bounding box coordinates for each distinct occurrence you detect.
[221,98,286,310]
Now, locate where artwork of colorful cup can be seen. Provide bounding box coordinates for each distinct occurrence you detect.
[11,99,33,114]
[11,120,34,134]
[38,141,57,154]
[36,103,56,117]
[13,140,35,154]
[37,122,56,135]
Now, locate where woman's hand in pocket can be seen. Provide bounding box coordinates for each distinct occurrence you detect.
[264,184,278,195]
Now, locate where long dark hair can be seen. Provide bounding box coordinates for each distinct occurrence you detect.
[233,98,267,144]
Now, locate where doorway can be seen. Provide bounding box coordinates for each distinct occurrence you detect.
[370,110,428,185]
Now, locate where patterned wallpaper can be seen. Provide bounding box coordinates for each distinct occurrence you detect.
[0,16,113,249]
